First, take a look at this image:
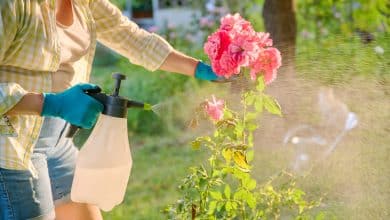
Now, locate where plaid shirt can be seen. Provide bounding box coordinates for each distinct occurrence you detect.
[0,0,173,175]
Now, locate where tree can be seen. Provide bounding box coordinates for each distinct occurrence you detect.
[262,0,297,76]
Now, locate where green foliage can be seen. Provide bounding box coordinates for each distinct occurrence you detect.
[164,76,320,219]
[297,0,389,38]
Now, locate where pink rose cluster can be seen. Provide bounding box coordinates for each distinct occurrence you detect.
[205,95,224,121]
[204,13,282,84]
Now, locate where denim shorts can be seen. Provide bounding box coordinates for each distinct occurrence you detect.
[0,117,78,220]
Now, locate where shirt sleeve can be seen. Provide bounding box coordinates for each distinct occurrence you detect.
[0,1,27,136]
[90,0,173,71]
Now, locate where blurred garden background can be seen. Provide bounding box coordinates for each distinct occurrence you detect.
[80,0,389,219]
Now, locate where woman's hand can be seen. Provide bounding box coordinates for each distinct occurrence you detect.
[194,61,219,81]
[159,50,233,83]
[41,83,104,129]
[194,61,235,83]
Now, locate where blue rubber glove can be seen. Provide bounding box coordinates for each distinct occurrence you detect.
[41,83,104,129]
[194,61,219,81]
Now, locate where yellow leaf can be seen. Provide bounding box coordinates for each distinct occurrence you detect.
[233,151,250,170]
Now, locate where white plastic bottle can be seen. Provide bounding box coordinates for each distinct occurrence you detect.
[71,114,132,211]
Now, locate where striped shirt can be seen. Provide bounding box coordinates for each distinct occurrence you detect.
[0,0,173,175]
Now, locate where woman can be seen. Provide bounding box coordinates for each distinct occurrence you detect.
[0,0,221,219]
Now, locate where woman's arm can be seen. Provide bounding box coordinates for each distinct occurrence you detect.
[159,50,199,77]
[7,84,104,129]
[6,93,43,116]
[90,0,220,81]
[91,0,173,72]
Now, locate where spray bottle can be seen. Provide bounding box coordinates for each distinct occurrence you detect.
[67,73,150,211]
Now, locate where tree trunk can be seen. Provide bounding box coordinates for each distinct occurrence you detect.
[263,0,297,76]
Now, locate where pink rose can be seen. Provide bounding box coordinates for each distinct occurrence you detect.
[204,13,282,84]
[204,30,231,61]
[216,51,241,77]
[220,13,253,34]
[231,34,262,64]
[255,32,273,47]
[250,47,282,84]
[205,95,224,121]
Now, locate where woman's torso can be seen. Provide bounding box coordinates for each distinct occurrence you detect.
[53,0,91,92]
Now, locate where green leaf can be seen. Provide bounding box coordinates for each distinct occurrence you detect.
[210,191,223,200]
[224,185,231,199]
[245,92,256,105]
[224,109,233,118]
[225,201,233,212]
[199,178,207,189]
[232,201,238,209]
[245,112,258,122]
[216,201,224,211]
[208,201,217,215]
[257,210,265,218]
[244,192,257,209]
[263,95,282,116]
[233,189,245,200]
[232,168,250,180]
[221,167,233,175]
[242,177,256,191]
[247,179,257,190]
[248,133,254,147]
[191,140,201,150]
[235,122,244,138]
[254,96,264,112]
[246,123,258,132]
[247,150,254,162]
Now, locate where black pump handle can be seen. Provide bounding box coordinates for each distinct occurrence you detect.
[112,73,126,96]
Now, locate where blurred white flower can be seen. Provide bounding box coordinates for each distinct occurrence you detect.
[374,46,384,55]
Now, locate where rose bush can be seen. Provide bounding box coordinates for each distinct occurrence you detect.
[165,78,320,219]
[164,14,320,219]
